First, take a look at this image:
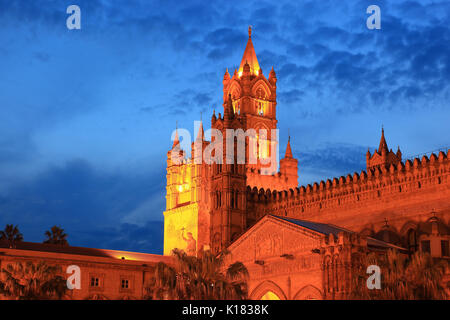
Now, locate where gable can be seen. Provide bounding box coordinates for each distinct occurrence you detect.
[227,215,324,263]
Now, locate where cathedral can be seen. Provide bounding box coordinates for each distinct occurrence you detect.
[163,27,450,299]
[1,27,449,300]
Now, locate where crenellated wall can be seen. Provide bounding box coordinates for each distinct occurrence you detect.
[246,150,450,237]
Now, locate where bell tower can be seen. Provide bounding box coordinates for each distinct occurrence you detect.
[222,26,279,181]
[209,95,247,254]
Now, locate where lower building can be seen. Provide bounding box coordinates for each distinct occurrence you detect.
[0,241,172,300]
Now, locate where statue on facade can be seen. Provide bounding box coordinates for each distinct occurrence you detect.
[181,228,197,256]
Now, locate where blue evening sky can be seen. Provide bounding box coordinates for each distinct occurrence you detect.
[0,0,449,253]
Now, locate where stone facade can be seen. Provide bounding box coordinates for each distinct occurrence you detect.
[163,27,450,299]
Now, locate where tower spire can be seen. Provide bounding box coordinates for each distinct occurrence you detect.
[196,118,204,142]
[378,126,388,154]
[172,121,180,149]
[284,135,293,158]
[238,26,260,76]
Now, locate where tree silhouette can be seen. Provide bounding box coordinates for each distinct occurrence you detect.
[0,261,67,300]
[44,226,68,246]
[147,249,249,300]
[0,224,23,248]
[349,249,448,299]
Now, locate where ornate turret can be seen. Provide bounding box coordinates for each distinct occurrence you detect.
[284,136,293,158]
[224,94,234,122]
[172,126,180,149]
[223,68,230,81]
[366,127,402,171]
[378,128,389,155]
[192,120,207,164]
[279,136,299,189]
[269,66,277,85]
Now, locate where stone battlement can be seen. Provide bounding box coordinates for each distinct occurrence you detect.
[246,150,450,231]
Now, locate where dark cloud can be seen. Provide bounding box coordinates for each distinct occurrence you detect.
[278,89,305,104]
[0,159,165,253]
[74,221,164,254]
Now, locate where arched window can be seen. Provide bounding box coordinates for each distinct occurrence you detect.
[258,102,264,115]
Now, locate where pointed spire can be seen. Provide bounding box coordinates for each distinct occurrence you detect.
[238,26,260,76]
[196,120,204,142]
[172,123,180,149]
[269,66,276,81]
[378,126,388,154]
[224,68,230,80]
[285,136,293,158]
[224,94,234,120]
[396,145,402,158]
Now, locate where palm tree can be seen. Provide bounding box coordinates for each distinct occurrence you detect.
[0,261,67,300]
[405,251,447,299]
[0,224,24,248]
[148,249,249,300]
[44,226,68,246]
[349,249,448,300]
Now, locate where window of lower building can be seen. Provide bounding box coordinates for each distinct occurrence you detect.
[121,279,129,289]
[441,240,449,257]
[421,240,431,254]
[90,277,99,287]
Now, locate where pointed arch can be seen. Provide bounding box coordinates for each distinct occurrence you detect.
[293,285,323,300]
[250,280,287,300]
[400,221,418,236]
[251,79,271,98]
[227,80,242,99]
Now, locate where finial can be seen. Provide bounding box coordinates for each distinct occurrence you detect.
[288,128,290,141]
[248,25,252,37]
[200,111,202,122]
